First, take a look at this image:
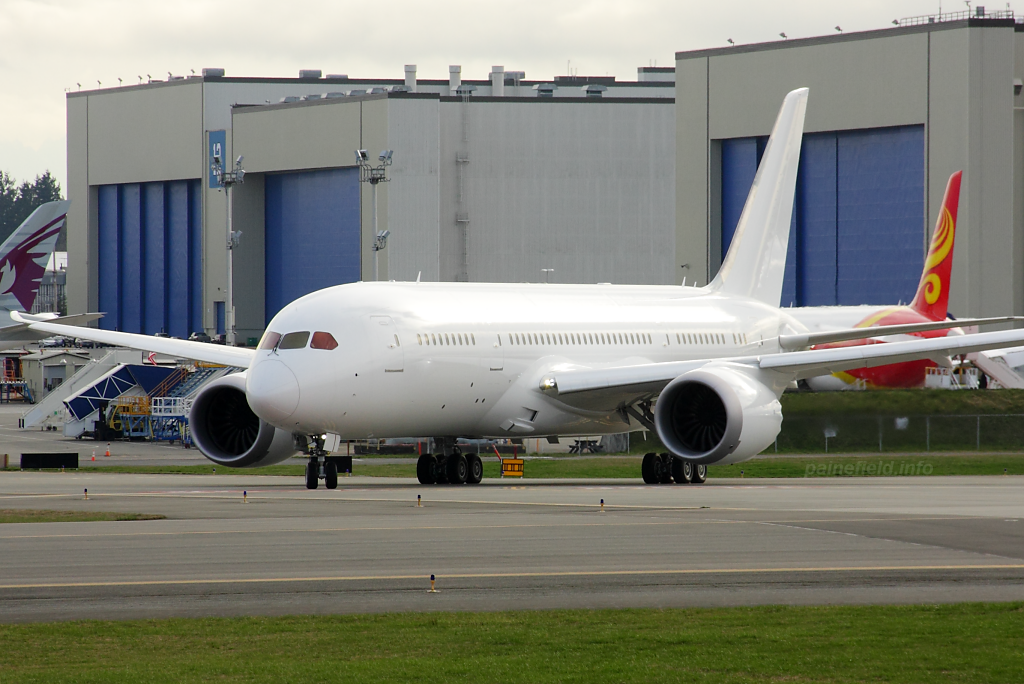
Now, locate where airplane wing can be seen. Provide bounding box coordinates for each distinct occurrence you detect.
[541,327,1024,411]
[777,315,1023,350]
[0,313,104,342]
[10,312,254,367]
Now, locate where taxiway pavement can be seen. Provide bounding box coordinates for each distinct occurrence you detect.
[1,471,1023,622]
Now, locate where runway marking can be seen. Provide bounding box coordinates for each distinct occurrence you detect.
[2,564,1023,591]
[0,515,999,541]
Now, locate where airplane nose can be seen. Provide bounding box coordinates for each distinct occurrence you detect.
[246,359,300,423]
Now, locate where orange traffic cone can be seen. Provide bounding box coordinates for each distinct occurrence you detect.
[105,443,111,457]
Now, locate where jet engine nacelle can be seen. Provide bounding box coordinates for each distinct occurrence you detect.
[188,371,299,467]
[654,364,783,465]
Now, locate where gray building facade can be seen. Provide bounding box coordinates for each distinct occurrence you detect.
[676,17,1024,319]
[66,68,675,340]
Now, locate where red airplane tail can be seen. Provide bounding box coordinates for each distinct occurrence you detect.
[909,171,961,321]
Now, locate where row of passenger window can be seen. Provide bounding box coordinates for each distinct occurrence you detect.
[258,330,338,351]
[508,331,653,347]
[673,332,747,346]
[417,332,477,346]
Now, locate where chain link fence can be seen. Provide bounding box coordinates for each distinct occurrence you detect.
[773,414,1024,453]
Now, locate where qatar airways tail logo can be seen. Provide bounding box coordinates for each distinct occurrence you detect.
[0,215,65,312]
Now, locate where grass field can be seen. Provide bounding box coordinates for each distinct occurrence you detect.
[0,509,165,524]
[0,603,1021,682]
[5,453,1020,479]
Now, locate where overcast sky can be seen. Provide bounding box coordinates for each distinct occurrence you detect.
[0,0,975,191]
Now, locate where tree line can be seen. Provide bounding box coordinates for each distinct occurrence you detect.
[0,171,65,250]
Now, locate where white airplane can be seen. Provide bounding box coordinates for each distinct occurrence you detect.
[0,201,103,350]
[16,88,1024,490]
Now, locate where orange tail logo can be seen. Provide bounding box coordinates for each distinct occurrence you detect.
[910,171,961,321]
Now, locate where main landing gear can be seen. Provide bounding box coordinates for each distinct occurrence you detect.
[641,452,706,485]
[416,441,483,486]
[304,435,338,490]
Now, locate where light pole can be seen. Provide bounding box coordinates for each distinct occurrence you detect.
[356,149,393,281]
[211,154,245,345]
[541,268,554,283]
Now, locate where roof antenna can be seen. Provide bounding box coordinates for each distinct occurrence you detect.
[416,271,422,282]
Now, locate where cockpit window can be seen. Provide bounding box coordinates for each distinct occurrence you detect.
[258,331,282,350]
[310,331,338,350]
[279,331,310,350]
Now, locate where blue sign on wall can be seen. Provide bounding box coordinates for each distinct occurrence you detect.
[208,130,226,189]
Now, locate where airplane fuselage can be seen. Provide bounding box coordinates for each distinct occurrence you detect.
[246,281,799,440]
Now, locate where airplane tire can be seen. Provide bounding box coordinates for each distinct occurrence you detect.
[641,453,659,484]
[659,453,673,484]
[325,461,338,489]
[433,454,449,484]
[466,454,483,484]
[692,463,707,484]
[447,453,468,484]
[305,460,319,490]
[417,455,437,484]
[672,457,693,484]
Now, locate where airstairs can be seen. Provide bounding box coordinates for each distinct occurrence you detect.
[21,350,147,429]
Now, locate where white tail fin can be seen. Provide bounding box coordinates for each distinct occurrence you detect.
[0,200,70,313]
[708,88,808,306]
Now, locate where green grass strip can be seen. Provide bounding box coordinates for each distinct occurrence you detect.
[0,510,165,524]
[0,604,1022,682]
[43,454,1024,479]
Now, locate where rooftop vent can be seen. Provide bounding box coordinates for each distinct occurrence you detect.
[299,69,322,79]
[202,68,225,78]
[347,89,366,96]
[278,96,300,103]
[390,85,411,93]
[533,83,557,98]
[455,84,477,97]
[325,74,348,79]
[368,87,388,94]
[583,84,607,98]
[323,92,347,99]
[504,70,526,85]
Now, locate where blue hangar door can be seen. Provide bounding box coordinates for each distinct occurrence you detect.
[720,125,925,307]
[96,180,203,335]
[264,168,361,324]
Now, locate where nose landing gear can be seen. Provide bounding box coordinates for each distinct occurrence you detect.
[304,434,338,490]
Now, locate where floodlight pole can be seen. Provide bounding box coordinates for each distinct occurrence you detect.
[356,150,393,281]
[212,155,245,346]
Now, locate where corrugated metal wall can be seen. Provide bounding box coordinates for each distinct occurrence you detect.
[96,180,202,335]
[721,125,924,307]
[264,168,360,324]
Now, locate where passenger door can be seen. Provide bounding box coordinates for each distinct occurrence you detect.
[370,316,404,372]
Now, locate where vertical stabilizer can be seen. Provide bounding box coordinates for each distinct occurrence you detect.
[708,88,808,305]
[0,200,70,313]
[909,171,961,321]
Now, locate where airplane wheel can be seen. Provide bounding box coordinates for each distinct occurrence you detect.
[433,454,449,484]
[672,457,693,484]
[658,453,673,483]
[692,463,707,484]
[417,455,437,484]
[325,461,338,489]
[641,453,659,484]
[466,454,483,484]
[305,460,319,490]
[447,453,468,484]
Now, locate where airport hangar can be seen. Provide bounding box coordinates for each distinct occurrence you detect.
[64,14,1024,343]
[64,66,676,343]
